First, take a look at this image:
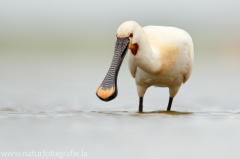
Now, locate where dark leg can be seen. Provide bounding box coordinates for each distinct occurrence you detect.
[167,97,173,111]
[139,97,143,112]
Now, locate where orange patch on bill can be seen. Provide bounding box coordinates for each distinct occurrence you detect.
[96,86,115,100]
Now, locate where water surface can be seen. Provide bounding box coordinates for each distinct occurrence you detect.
[0,49,240,159]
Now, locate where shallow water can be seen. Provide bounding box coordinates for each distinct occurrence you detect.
[0,50,240,158]
[1,109,240,159]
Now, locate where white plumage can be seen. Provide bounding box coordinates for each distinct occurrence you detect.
[118,21,194,110]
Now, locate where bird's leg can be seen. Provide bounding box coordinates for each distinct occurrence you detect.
[167,97,173,111]
[139,97,143,112]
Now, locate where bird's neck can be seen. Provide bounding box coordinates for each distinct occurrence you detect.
[133,29,160,74]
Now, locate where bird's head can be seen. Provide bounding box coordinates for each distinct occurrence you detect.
[117,21,140,55]
[96,21,140,101]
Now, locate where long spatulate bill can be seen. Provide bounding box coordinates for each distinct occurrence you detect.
[96,37,129,101]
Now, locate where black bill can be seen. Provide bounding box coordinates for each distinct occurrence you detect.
[96,37,129,101]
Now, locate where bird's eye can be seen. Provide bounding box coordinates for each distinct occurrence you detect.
[129,33,133,37]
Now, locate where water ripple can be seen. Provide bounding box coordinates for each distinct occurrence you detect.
[0,108,240,117]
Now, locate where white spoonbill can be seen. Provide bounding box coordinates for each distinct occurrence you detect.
[96,21,194,112]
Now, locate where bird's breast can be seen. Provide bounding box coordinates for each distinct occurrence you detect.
[150,43,179,75]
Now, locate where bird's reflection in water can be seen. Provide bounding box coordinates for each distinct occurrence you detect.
[139,110,193,115]
[89,110,193,116]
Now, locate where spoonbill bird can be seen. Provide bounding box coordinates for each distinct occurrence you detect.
[96,21,194,112]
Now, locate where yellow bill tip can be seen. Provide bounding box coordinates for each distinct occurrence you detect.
[96,86,115,101]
